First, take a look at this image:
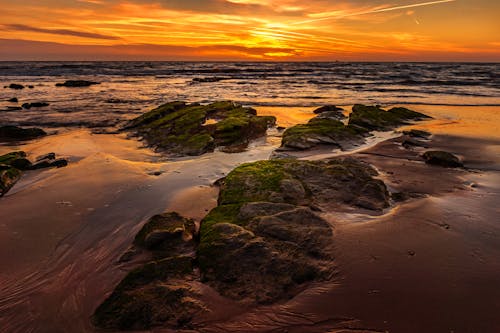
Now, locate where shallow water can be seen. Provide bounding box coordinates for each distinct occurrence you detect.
[1,62,499,130]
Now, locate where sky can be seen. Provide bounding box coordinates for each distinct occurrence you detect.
[0,0,498,61]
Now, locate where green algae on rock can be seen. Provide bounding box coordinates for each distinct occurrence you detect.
[124,101,276,156]
[198,157,390,303]
[92,256,204,331]
[348,104,431,131]
[281,118,368,150]
[93,156,393,330]
[93,213,204,331]
[0,151,68,196]
[281,104,431,151]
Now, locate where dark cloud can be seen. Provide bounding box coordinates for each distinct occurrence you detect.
[1,24,120,40]
[0,38,299,60]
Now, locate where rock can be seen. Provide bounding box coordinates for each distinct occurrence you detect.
[8,98,18,103]
[403,129,431,138]
[217,157,389,211]
[36,152,56,161]
[50,158,68,168]
[55,80,100,87]
[0,167,22,197]
[0,151,32,170]
[315,110,347,121]
[422,151,463,168]
[313,105,344,114]
[7,84,24,90]
[0,151,29,196]
[402,137,429,149]
[22,102,49,109]
[134,212,196,252]
[192,77,228,83]
[2,106,23,111]
[197,157,389,304]
[93,256,205,330]
[0,125,47,141]
[281,117,368,150]
[124,101,276,156]
[348,104,431,131]
[28,85,34,89]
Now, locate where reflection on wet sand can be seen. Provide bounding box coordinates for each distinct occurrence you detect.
[0,105,499,332]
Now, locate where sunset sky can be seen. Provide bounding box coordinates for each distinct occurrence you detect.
[0,0,498,61]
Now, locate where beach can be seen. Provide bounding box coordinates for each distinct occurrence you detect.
[0,62,499,332]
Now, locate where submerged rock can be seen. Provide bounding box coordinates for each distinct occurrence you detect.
[124,101,276,156]
[55,80,100,87]
[0,125,47,141]
[22,102,49,109]
[422,151,463,168]
[349,105,431,131]
[7,84,24,90]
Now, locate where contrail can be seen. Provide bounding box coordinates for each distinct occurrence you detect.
[294,0,456,25]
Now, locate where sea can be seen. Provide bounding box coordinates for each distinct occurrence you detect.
[0,62,499,129]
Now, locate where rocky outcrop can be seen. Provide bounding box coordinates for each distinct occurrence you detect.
[124,101,276,156]
[93,213,204,330]
[422,150,463,168]
[281,117,368,150]
[94,155,394,330]
[281,105,431,151]
[55,80,100,87]
[0,126,47,141]
[0,151,68,196]
[348,105,431,131]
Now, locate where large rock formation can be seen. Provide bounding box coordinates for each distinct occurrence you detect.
[94,156,392,330]
[281,105,431,151]
[124,101,276,156]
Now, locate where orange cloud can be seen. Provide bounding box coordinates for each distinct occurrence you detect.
[0,0,498,61]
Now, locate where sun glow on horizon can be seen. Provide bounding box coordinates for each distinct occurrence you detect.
[0,0,498,61]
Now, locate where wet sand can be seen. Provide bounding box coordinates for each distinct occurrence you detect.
[0,105,499,332]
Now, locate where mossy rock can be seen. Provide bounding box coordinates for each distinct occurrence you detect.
[217,157,389,211]
[0,126,46,141]
[198,157,391,304]
[93,256,201,330]
[134,212,196,252]
[348,105,431,131]
[281,117,367,150]
[422,150,463,168]
[0,167,22,196]
[125,101,276,156]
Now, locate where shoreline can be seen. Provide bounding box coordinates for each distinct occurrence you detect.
[0,104,499,332]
